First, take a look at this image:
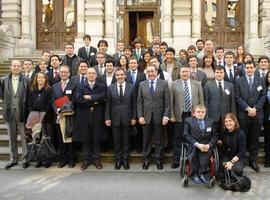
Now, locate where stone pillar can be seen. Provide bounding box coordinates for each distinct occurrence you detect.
[161,0,173,46]
[258,0,270,55]
[246,0,264,55]
[104,0,116,54]
[191,0,201,42]
[74,0,86,52]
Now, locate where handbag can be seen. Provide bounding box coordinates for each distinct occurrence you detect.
[27,143,39,162]
[219,169,251,192]
[36,135,57,162]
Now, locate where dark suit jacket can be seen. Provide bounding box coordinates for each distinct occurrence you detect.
[183,116,218,148]
[47,69,61,86]
[191,70,207,86]
[105,82,136,126]
[97,73,116,87]
[137,79,170,124]
[112,52,123,64]
[126,70,146,97]
[203,80,236,122]
[235,75,266,119]
[132,49,146,62]
[78,46,97,67]
[223,65,243,84]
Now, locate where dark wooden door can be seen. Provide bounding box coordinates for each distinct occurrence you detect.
[36,0,77,50]
[201,0,244,49]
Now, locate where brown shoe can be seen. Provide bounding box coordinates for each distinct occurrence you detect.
[93,160,102,169]
[80,161,91,171]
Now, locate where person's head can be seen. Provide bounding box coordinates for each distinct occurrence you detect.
[77,61,89,75]
[83,34,91,46]
[153,34,161,44]
[202,53,215,70]
[204,40,214,53]
[59,65,71,81]
[152,42,160,55]
[96,52,106,65]
[180,65,190,81]
[179,49,188,60]
[41,50,51,64]
[86,67,97,82]
[258,55,270,71]
[265,71,270,88]
[244,61,256,76]
[117,55,128,69]
[65,43,74,56]
[39,60,48,72]
[196,39,204,51]
[150,57,160,69]
[134,37,142,49]
[159,41,168,55]
[165,47,175,63]
[23,59,33,73]
[10,60,22,76]
[50,55,61,69]
[243,53,254,63]
[124,45,133,58]
[215,46,224,60]
[32,72,49,89]
[187,45,196,56]
[115,68,126,84]
[193,104,207,119]
[104,58,115,74]
[128,57,138,71]
[143,51,151,63]
[223,113,240,132]
[188,55,198,69]
[214,66,225,81]
[117,41,125,52]
[97,39,108,53]
[146,65,158,80]
[236,45,245,56]
[224,51,235,67]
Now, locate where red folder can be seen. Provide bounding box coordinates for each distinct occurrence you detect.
[54,96,70,108]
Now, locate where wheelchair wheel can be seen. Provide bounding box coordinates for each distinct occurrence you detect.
[180,144,187,178]
[182,175,189,187]
[213,146,219,178]
[208,178,215,188]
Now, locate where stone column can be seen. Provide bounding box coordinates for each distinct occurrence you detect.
[104,0,116,54]
[161,0,173,46]
[191,0,201,42]
[74,0,86,52]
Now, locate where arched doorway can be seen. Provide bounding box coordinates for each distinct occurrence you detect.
[201,0,244,49]
[36,0,77,50]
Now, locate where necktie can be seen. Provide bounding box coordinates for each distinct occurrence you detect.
[262,72,265,78]
[119,84,123,103]
[229,69,233,81]
[219,60,222,66]
[61,81,67,92]
[198,119,205,130]
[191,71,196,80]
[26,74,30,80]
[54,71,58,79]
[248,77,253,91]
[136,50,140,59]
[99,65,103,75]
[184,81,191,112]
[12,78,18,94]
[86,47,89,58]
[218,81,223,97]
[131,71,136,85]
[81,76,85,85]
[150,81,154,97]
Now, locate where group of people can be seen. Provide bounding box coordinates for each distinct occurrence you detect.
[0,34,269,185]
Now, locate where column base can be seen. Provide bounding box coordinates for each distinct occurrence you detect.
[246,37,265,56]
[14,38,35,57]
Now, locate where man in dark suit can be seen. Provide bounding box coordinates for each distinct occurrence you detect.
[97,58,116,87]
[34,50,51,73]
[61,43,80,76]
[183,104,218,184]
[170,65,204,169]
[223,51,242,84]
[112,41,125,64]
[105,68,136,170]
[0,60,29,169]
[77,34,97,67]
[235,60,266,172]
[203,66,236,134]
[93,52,106,78]
[215,46,225,67]
[132,37,145,62]
[126,57,146,152]
[188,55,207,86]
[70,60,88,87]
[255,55,269,80]
[47,55,62,85]
[52,65,77,168]
[137,65,171,170]
[23,59,35,83]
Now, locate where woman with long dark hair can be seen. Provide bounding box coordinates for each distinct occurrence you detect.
[199,53,216,80]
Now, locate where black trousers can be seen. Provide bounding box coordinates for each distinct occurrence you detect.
[173,112,191,161]
[142,122,164,163]
[264,120,270,163]
[112,125,130,161]
[239,118,262,162]
[212,117,223,137]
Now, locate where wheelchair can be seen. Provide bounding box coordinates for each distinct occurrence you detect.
[179,143,219,188]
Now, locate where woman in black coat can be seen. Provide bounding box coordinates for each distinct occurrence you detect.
[28,72,53,168]
[264,71,270,167]
[218,113,246,176]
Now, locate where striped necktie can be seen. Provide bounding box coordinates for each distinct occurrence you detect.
[184,81,191,112]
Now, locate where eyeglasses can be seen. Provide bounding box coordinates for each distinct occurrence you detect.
[97,57,105,59]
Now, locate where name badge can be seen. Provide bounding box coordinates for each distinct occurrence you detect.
[66,90,72,95]
[257,86,262,91]
[206,127,212,132]
[90,52,95,56]
[224,89,230,95]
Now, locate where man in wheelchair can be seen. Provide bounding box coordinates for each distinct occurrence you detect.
[183,104,218,184]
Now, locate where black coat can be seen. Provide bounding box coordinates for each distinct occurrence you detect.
[73,81,107,142]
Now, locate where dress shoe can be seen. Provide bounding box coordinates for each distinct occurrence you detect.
[35,162,42,168]
[22,162,29,169]
[171,161,179,169]
[123,160,130,170]
[192,176,203,184]
[93,160,102,169]
[156,162,163,170]
[5,162,18,170]
[142,161,150,170]
[249,161,260,172]
[199,174,209,184]
[69,161,76,168]
[43,162,51,168]
[264,162,270,168]
[57,161,68,168]
[80,161,91,171]
[114,161,122,170]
